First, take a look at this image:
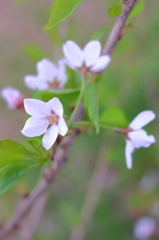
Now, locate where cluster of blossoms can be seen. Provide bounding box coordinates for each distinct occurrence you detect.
[0,40,156,169]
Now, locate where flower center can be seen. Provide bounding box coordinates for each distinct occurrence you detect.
[48,79,59,89]
[45,112,59,126]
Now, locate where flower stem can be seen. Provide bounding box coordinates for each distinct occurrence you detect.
[69,76,85,123]
[71,121,119,131]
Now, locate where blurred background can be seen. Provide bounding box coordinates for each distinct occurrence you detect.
[0,0,159,239]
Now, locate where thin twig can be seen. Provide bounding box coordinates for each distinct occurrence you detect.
[103,0,137,55]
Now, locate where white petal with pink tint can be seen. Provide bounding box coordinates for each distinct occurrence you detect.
[90,55,111,73]
[58,117,68,136]
[21,117,47,137]
[83,41,101,67]
[63,41,83,68]
[42,125,59,150]
[47,97,63,117]
[125,140,134,169]
[1,87,24,109]
[36,58,57,82]
[124,110,156,169]
[21,97,68,150]
[129,110,156,130]
[24,99,50,118]
[128,129,156,149]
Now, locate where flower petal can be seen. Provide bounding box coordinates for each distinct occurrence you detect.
[63,41,83,68]
[128,129,156,149]
[42,125,58,150]
[57,60,68,88]
[24,99,51,117]
[129,110,156,130]
[24,75,48,91]
[83,41,101,67]
[47,97,63,117]
[21,117,47,137]
[1,87,23,109]
[36,58,57,82]
[125,140,134,169]
[58,117,68,136]
[90,55,111,73]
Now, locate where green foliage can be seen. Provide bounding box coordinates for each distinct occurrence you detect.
[129,0,145,19]
[44,0,85,30]
[23,43,47,62]
[100,108,128,128]
[0,140,49,169]
[108,4,122,17]
[83,82,99,133]
[90,28,108,41]
[0,163,29,194]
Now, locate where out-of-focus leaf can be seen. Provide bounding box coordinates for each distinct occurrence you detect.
[90,28,108,41]
[108,4,122,17]
[23,43,47,62]
[100,107,128,128]
[83,82,99,133]
[0,140,47,169]
[0,163,29,195]
[0,139,27,154]
[129,0,145,19]
[33,89,42,100]
[44,0,85,30]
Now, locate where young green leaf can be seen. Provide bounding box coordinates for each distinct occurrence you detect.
[44,0,85,30]
[0,139,28,154]
[0,163,29,195]
[100,107,128,128]
[108,4,122,17]
[90,28,108,41]
[129,0,145,19]
[83,82,99,133]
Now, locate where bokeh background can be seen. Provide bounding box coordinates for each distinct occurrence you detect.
[0,0,159,239]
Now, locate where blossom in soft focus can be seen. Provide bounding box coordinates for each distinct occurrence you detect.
[21,98,68,150]
[63,40,111,75]
[134,217,156,239]
[117,110,156,169]
[24,59,67,91]
[1,86,24,110]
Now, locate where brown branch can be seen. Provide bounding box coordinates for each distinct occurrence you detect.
[103,0,137,55]
[0,0,138,239]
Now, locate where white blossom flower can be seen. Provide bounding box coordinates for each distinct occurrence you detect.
[21,98,68,150]
[122,110,156,169]
[1,86,24,110]
[63,40,111,75]
[24,58,68,91]
[134,217,156,239]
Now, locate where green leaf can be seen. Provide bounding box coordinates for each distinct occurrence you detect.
[100,107,128,128]
[0,140,42,169]
[0,139,28,154]
[23,43,47,62]
[83,82,99,133]
[0,163,29,195]
[90,28,108,41]
[108,4,122,17]
[44,0,85,30]
[129,0,145,19]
